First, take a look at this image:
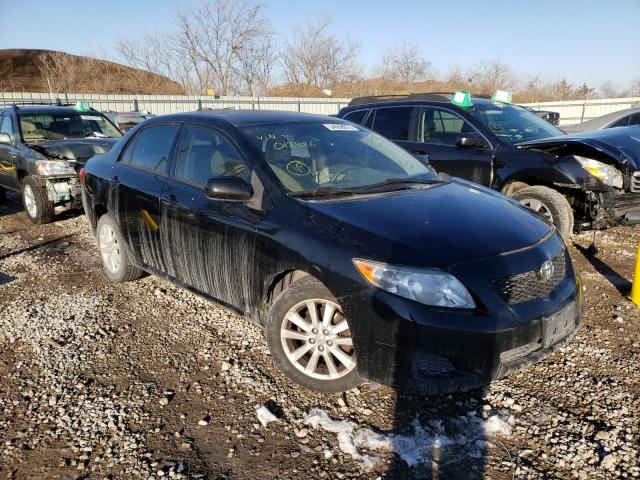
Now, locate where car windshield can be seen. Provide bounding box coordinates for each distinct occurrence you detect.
[241,121,437,195]
[18,111,122,141]
[467,102,563,144]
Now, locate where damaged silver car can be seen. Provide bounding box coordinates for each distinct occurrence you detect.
[0,102,121,223]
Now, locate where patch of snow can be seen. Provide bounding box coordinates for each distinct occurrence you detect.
[303,408,512,470]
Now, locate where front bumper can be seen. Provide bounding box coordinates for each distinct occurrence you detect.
[35,175,82,208]
[340,233,582,394]
[596,191,640,228]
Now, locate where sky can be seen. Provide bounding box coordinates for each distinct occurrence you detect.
[0,0,639,88]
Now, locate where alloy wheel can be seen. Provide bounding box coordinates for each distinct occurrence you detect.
[23,184,37,218]
[519,198,554,221]
[98,223,122,274]
[280,299,356,381]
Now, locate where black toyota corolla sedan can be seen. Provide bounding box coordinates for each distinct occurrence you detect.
[81,110,582,394]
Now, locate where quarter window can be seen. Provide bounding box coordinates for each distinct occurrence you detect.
[629,113,640,126]
[343,110,368,126]
[371,107,414,141]
[610,116,630,128]
[0,115,14,138]
[174,125,249,186]
[128,124,180,172]
[420,108,474,146]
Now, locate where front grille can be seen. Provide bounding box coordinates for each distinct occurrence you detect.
[491,254,567,305]
[630,172,640,193]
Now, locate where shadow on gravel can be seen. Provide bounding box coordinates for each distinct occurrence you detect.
[0,193,22,218]
[0,234,75,261]
[574,243,631,295]
[384,386,491,480]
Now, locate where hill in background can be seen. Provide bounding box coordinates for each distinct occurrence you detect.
[0,49,185,95]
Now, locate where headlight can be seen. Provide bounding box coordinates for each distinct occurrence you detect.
[353,259,476,309]
[35,160,76,176]
[574,156,623,188]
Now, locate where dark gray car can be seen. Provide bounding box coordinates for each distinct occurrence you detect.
[563,106,640,133]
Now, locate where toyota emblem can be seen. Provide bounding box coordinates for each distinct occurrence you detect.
[539,259,554,281]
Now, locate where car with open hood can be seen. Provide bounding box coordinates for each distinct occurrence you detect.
[81,110,582,394]
[0,102,122,223]
[337,92,640,239]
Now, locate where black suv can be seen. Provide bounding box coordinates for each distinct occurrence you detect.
[338,93,640,239]
[0,103,122,223]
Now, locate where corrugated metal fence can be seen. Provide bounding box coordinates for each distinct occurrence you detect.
[518,97,639,125]
[2,92,639,125]
[0,92,350,116]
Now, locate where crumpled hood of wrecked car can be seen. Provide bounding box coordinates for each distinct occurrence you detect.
[28,138,118,165]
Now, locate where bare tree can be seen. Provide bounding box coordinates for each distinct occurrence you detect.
[470,60,517,94]
[378,40,431,83]
[280,17,361,87]
[599,81,629,99]
[173,0,273,94]
[630,78,640,97]
[38,51,80,94]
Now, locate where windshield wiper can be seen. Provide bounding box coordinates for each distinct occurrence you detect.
[291,187,365,199]
[291,177,446,199]
[345,177,446,193]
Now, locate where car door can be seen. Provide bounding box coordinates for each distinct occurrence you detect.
[161,123,260,313]
[112,122,181,272]
[368,106,418,152]
[407,106,494,186]
[0,113,21,191]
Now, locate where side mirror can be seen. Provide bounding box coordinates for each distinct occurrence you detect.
[456,132,488,149]
[205,176,253,201]
[0,132,11,144]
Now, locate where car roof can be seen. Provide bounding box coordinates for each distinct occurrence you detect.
[341,96,498,111]
[7,106,101,115]
[146,110,346,128]
[575,106,640,129]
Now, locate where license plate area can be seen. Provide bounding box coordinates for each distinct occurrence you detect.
[542,302,576,348]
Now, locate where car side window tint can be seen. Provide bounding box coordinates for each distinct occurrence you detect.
[371,107,413,141]
[344,110,368,126]
[174,125,250,186]
[0,115,14,138]
[629,113,640,126]
[420,108,473,146]
[610,116,630,128]
[129,124,180,172]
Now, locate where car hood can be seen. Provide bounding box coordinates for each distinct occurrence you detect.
[305,179,552,270]
[517,126,640,171]
[28,138,118,166]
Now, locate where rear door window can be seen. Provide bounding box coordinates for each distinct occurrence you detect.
[371,107,414,141]
[128,124,180,173]
[629,113,640,126]
[610,116,630,128]
[343,110,368,126]
[173,125,250,186]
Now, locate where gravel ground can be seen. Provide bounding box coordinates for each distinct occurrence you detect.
[0,195,638,480]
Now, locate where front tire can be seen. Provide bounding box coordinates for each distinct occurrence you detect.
[96,213,142,283]
[21,176,54,224]
[512,185,574,241]
[266,276,362,393]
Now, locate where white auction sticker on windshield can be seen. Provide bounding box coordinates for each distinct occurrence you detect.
[80,115,103,121]
[322,123,359,131]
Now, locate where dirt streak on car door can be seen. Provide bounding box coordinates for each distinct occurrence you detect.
[160,177,259,314]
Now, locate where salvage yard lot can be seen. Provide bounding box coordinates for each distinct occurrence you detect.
[0,196,638,480]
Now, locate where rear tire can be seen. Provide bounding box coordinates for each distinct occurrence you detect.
[511,185,574,241]
[266,276,363,393]
[96,213,142,283]
[21,176,54,224]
